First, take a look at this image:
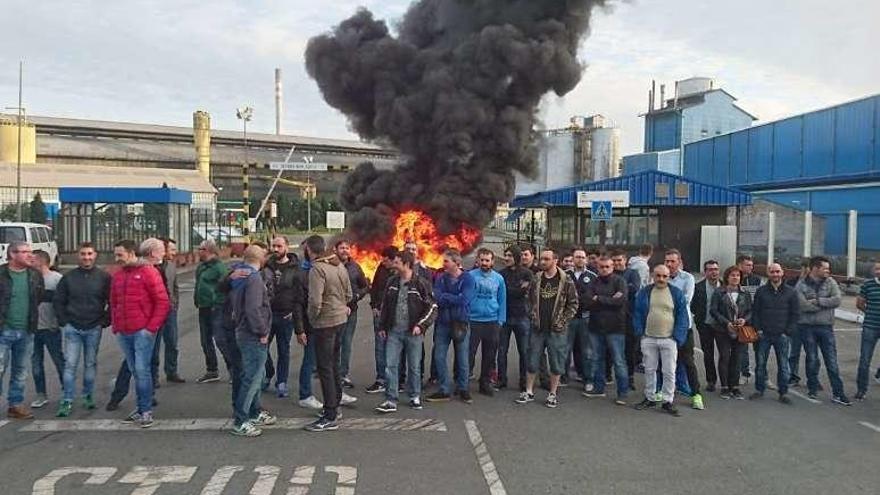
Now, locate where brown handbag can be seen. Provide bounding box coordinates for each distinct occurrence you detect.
[736,324,759,344]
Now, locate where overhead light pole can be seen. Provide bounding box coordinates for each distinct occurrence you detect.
[236,106,253,238]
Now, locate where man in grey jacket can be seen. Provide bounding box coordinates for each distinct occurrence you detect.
[156,238,184,384]
[795,256,851,405]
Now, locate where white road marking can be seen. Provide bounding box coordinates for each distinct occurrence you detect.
[325,466,358,495]
[199,466,244,495]
[858,421,880,433]
[0,419,9,429]
[21,417,447,433]
[32,467,117,495]
[287,466,315,495]
[117,466,198,495]
[250,466,281,495]
[464,420,507,495]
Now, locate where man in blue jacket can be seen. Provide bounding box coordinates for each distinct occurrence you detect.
[428,249,475,403]
[468,248,507,397]
[632,264,690,416]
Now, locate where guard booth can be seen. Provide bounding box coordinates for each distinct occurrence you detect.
[511,170,752,270]
[57,187,193,256]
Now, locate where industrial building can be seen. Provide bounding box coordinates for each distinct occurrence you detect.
[623,77,756,175]
[680,93,880,255]
[515,114,621,196]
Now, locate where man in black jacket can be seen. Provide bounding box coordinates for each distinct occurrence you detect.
[691,260,722,392]
[582,256,629,403]
[0,240,44,419]
[750,263,799,404]
[264,236,306,399]
[497,245,534,391]
[55,242,111,417]
[374,251,437,413]
[365,247,399,394]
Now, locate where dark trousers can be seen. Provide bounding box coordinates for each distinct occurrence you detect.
[468,322,500,389]
[213,318,243,418]
[679,328,701,395]
[265,312,294,386]
[198,307,220,373]
[313,324,344,421]
[697,324,718,386]
[715,331,742,390]
[155,308,179,377]
[498,317,530,390]
[32,329,64,396]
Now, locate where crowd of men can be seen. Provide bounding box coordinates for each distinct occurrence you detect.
[2,235,880,436]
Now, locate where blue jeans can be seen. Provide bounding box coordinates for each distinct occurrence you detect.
[498,317,530,390]
[156,308,179,377]
[32,329,64,396]
[857,326,880,394]
[802,324,845,397]
[265,312,294,386]
[385,329,424,402]
[339,309,358,378]
[61,325,102,401]
[434,322,470,395]
[569,318,593,384]
[0,328,34,407]
[755,333,791,395]
[298,332,317,400]
[789,325,804,381]
[115,329,156,414]
[589,332,628,397]
[373,311,387,383]
[235,340,267,427]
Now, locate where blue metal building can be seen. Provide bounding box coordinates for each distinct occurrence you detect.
[681,94,880,254]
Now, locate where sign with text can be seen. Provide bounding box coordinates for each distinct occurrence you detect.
[577,190,630,208]
[269,162,328,171]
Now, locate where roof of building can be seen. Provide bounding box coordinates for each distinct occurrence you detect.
[0,162,216,195]
[511,170,752,208]
[641,89,758,120]
[59,187,192,204]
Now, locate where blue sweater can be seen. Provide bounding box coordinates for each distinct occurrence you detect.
[468,268,507,325]
[434,271,476,325]
[631,284,690,346]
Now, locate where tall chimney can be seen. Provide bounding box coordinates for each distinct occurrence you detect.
[193,111,211,180]
[659,84,666,109]
[275,68,282,135]
[651,79,656,111]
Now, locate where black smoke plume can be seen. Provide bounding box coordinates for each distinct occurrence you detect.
[305,0,608,246]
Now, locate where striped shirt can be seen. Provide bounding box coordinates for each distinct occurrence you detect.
[861,278,880,329]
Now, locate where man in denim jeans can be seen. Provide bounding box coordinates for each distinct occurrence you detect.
[374,251,437,413]
[0,240,44,420]
[428,249,475,403]
[855,262,880,401]
[750,263,799,404]
[582,256,629,405]
[55,242,110,417]
[497,246,534,392]
[109,239,170,428]
[795,256,851,406]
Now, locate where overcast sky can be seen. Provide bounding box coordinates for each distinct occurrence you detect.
[1,0,876,156]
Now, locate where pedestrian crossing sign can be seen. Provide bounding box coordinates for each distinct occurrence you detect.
[591,201,613,221]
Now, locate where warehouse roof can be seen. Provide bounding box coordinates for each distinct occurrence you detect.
[0,162,216,194]
[511,170,752,208]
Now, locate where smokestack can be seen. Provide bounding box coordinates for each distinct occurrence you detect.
[275,68,282,135]
[659,84,666,109]
[651,79,656,111]
[306,1,611,243]
[674,80,680,109]
[193,111,211,180]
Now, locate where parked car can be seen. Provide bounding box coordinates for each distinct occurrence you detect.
[0,222,58,266]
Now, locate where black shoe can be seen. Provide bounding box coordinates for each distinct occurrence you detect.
[661,402,680,417]
[426,392,451,402]
[788,376,800,387]
[831,395,852,406]
[634,398,656,410]
[458,390,473,404]
[720,388,732,400]
[105,400,120,412]
[166,374,186,383]
[304,417,339,432]
[731,389,745,400]
[342,377,354,389]
[409,398,423,410]
[495,382,508,391]
[778,394,793,405]
[705,383,716,393]
[196,372,220,384]
[365,382,386,394]
[478,386,494,397]
[854,391,866,402]
[559,375,569,387]
[748,392,763,400]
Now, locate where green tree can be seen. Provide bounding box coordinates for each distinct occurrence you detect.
[29,193,47,224]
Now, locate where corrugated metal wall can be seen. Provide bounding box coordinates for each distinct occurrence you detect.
[683,94,880,187]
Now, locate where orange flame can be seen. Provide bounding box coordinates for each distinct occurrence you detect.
[351,209,481,280]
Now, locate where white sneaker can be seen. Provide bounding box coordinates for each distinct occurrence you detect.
[253,410,277,426]
[298,396,324,410]
[341,392,358,406]
[30,395,49,409]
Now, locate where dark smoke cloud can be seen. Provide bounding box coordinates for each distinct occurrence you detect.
[306,0,608,246]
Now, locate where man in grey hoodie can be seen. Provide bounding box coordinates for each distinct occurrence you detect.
[794,256,850,406]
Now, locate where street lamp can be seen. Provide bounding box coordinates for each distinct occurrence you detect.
[236,106,253,238]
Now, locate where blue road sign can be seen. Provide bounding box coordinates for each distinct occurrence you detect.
[591,201,613,221]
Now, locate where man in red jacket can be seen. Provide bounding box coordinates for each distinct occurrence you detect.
[110,239,170,428]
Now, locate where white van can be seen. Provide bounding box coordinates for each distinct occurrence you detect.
[0,222,59,266]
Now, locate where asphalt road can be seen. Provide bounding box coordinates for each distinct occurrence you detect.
[2,270,879,495]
